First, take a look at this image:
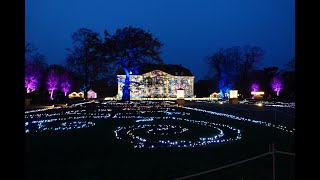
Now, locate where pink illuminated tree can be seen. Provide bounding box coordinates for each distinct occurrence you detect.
[60,72,72,96]
[25,73,38,93]
[25,57,47,93]
[25,42,47,93]
[271,76,283,96]
[47,70,59,100]
[251,83,259,92]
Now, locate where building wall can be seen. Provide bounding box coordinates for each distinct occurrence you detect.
[117,70,194,98]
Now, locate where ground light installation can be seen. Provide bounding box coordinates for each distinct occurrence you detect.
[114,118,241,148]
[25,101,294,149]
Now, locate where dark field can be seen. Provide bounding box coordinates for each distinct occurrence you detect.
[25,101,295,180]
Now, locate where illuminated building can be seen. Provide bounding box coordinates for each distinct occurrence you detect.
[87,89,97,99]
[116,64,194,99]
[251,91,264,99]
[68,92,84,99]
[210,92,221,98]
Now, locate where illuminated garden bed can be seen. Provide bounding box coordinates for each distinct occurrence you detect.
[115,118,241,148]
[25,100,295,180]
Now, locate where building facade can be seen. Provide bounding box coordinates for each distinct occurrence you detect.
[116,64,194,99]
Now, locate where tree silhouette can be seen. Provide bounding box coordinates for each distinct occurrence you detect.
[206,45,264,95]
[285,57,295,71]
[104,26,163,101]
[25,42,47,93]
[66,28,106,99]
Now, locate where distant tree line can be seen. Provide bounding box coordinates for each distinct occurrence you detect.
[199,46,295,100]
[25,26,163,103]
[25,42,74,104]
[25,26,295,104]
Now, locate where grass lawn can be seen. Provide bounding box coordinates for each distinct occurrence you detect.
[25,101,295,180]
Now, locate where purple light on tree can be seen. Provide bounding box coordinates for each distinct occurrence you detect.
[61,82,71,96]
[47,70,59,100]
[271,76,283,96]
[251,83,259,92]
[25,60,44,93]
[60,72,72,96]
[25,76,38,93]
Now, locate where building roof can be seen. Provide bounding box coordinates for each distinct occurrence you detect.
[117,63,193,76]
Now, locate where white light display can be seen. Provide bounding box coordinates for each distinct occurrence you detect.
[251,91,264,95]
[181,106,295,133]
[25,120,95,133]
[229,90,238,98]
[115,119,241,148]
[25,100,294,150]
[117,70,194,99]
[264,101,295,108]
[176,89,185,99]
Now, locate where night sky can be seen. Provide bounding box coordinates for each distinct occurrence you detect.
[25,0,295,81]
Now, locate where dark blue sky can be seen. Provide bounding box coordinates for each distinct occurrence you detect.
[25,0,295,81]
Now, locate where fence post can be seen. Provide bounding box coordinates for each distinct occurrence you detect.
[272,143,276,180]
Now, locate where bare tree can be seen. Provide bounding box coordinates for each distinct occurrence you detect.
[285,57,295,71]
[60,72,72,96]
[65,28,106,99]
[47,70,59,100]
[206,45,264,94]
[25,42,47,93]
[239,45,264,80]
[103,26,163,101]
[271,76,283,96]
